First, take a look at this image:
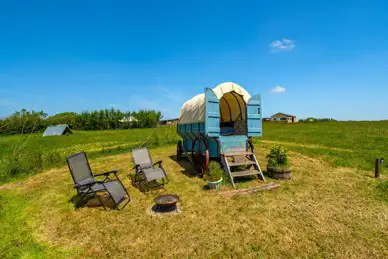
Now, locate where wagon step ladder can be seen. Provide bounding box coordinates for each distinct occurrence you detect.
[221,151,265,189]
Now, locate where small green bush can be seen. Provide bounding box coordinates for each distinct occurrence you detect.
[204,161,223,182]
[267,146,289,167]
[43,151,62,168]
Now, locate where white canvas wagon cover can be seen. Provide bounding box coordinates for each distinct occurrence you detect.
[178,82,251,124]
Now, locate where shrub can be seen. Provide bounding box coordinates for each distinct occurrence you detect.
[0,109,47,135]
[43,151,62,168]
[204,161,223,182]
[267,146,289,167]
[132,110,162,128]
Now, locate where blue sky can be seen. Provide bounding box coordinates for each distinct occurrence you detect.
[0,0,387,120]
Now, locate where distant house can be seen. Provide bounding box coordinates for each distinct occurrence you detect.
[159,118,179,126]
[270,113,297,123]
[119,116,137,123]
[263,117,272,121]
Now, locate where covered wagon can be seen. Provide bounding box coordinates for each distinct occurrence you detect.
[176,82,265,188]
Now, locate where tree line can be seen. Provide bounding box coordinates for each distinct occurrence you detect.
[0,108,162,135]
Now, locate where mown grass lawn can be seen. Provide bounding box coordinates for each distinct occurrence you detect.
[1,146,387,258]
[1,122,387,257]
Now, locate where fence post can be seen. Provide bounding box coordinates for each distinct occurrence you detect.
[375,158,380,178]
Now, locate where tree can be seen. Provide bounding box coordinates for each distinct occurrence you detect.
[132,110,162,128]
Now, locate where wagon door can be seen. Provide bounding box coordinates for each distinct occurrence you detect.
[246,94,262,137]
[205,88,220,137]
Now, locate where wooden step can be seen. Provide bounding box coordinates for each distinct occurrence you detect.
[231,170,260,177]
[222,151,253,157]
[228,161,257,167]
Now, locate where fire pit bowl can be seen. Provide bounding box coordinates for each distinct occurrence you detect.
[154,194,179,208]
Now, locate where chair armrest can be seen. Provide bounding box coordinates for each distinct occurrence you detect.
[153,160,163,167]
[94,170,118,177]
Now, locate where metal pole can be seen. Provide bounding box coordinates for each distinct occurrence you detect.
[375,158,380,178]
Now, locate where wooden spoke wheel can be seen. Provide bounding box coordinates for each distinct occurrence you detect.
[191,137,209,174]
[176,140,183,161]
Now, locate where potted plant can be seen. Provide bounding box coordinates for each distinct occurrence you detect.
[204,161,223,189]
[266,146,292,179]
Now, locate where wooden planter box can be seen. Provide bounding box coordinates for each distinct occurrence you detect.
[267,166,292,180]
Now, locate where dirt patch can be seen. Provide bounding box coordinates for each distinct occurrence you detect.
[220,182,280,197]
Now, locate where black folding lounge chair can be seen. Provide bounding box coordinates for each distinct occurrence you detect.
[67,152,130,210]
[131,147,169,192]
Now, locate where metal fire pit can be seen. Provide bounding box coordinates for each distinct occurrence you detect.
[153,194,179,212]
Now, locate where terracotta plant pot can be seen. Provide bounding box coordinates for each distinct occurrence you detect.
[267,165,292,180]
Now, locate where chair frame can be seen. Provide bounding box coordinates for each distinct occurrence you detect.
[67,152,130,210]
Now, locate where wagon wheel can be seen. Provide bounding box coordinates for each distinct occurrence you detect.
[247,138,254,153]
[204,148,210,172]
[191,137,209,174]
[190,138,202,174]
[176,140,183,161]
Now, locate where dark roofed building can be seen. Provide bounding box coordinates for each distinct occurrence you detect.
[43,124,72,137]
[159,118,179,126]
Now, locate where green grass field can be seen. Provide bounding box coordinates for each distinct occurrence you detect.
[261,121,388,172]
[0,122,387,257]
[0,126,179,182]
[1,121,387,182]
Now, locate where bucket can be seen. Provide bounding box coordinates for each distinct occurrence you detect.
[206,178,223,189]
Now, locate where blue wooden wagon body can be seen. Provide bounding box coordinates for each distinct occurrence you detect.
[176,82,262,170]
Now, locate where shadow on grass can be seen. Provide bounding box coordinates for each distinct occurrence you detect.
[128,173,169,195]
[68,193,117,210]
[202,184,210,190]
[168,155,201,179]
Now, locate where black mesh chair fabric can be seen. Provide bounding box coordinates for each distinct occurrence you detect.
[88,181,127,204]
[143,168,166,181]
[67,152,94,188]
[132,148,153,169]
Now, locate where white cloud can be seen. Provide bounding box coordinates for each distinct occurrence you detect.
[270,85,286,93]
[269,38,295,52]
